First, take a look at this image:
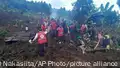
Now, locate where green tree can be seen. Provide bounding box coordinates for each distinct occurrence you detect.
[117,0,120,7]
[0,0,52,16]
[98,2,118,25]
[87,2,119,26]
[57,7,69,18]
[71,0,96,24]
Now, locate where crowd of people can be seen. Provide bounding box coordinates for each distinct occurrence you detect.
[29,17,114,56]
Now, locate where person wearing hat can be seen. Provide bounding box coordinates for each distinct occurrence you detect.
[102,34,111,49]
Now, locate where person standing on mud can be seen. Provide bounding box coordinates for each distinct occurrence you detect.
[80,23,87,35]
[69,23,76,42]
[56,25,64,44]
[41,24,46,31]
[29,28,48,56]
[50,19,57,38]
[61,20,68,35]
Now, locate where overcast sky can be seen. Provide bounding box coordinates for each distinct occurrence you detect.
[27,0,120,12]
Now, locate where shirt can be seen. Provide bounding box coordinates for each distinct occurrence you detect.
[33,31,48,41]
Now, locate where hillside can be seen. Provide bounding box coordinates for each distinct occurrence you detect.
[0,0,120,68]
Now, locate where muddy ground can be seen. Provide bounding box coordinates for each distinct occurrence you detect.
[0,25,120,68]
[0,39,120,68]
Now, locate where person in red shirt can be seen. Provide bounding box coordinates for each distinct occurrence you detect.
[41,24,46,31]
[80,24,87,35]
[57,25,64,44]
[51,21,57,30]
[29,29,48,56]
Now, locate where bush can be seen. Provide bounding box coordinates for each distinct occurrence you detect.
[116,27,120,33]
[0,30,8,37]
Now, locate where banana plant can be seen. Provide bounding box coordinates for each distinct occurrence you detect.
[117,0,120,8]
[100,2,114,12]
[86,2,118,26]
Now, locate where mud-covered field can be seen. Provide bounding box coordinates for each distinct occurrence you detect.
[0,38,120,68]
[0,25,120,68]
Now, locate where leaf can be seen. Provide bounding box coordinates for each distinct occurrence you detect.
[117,0,120,8]
[108,5,114,11]
[100,4,104,11]
[105,2,110,10]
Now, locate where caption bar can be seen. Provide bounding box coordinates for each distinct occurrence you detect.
[0,61,118,67]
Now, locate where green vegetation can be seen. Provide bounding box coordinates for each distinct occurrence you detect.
[0,0,119,26]
[71,0,120,27]
[117,0,120,7]
[0,0,52,16]
[0,30,8,37]
[57,7,70,19]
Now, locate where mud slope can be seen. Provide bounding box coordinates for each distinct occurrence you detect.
[0,39,120,68]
